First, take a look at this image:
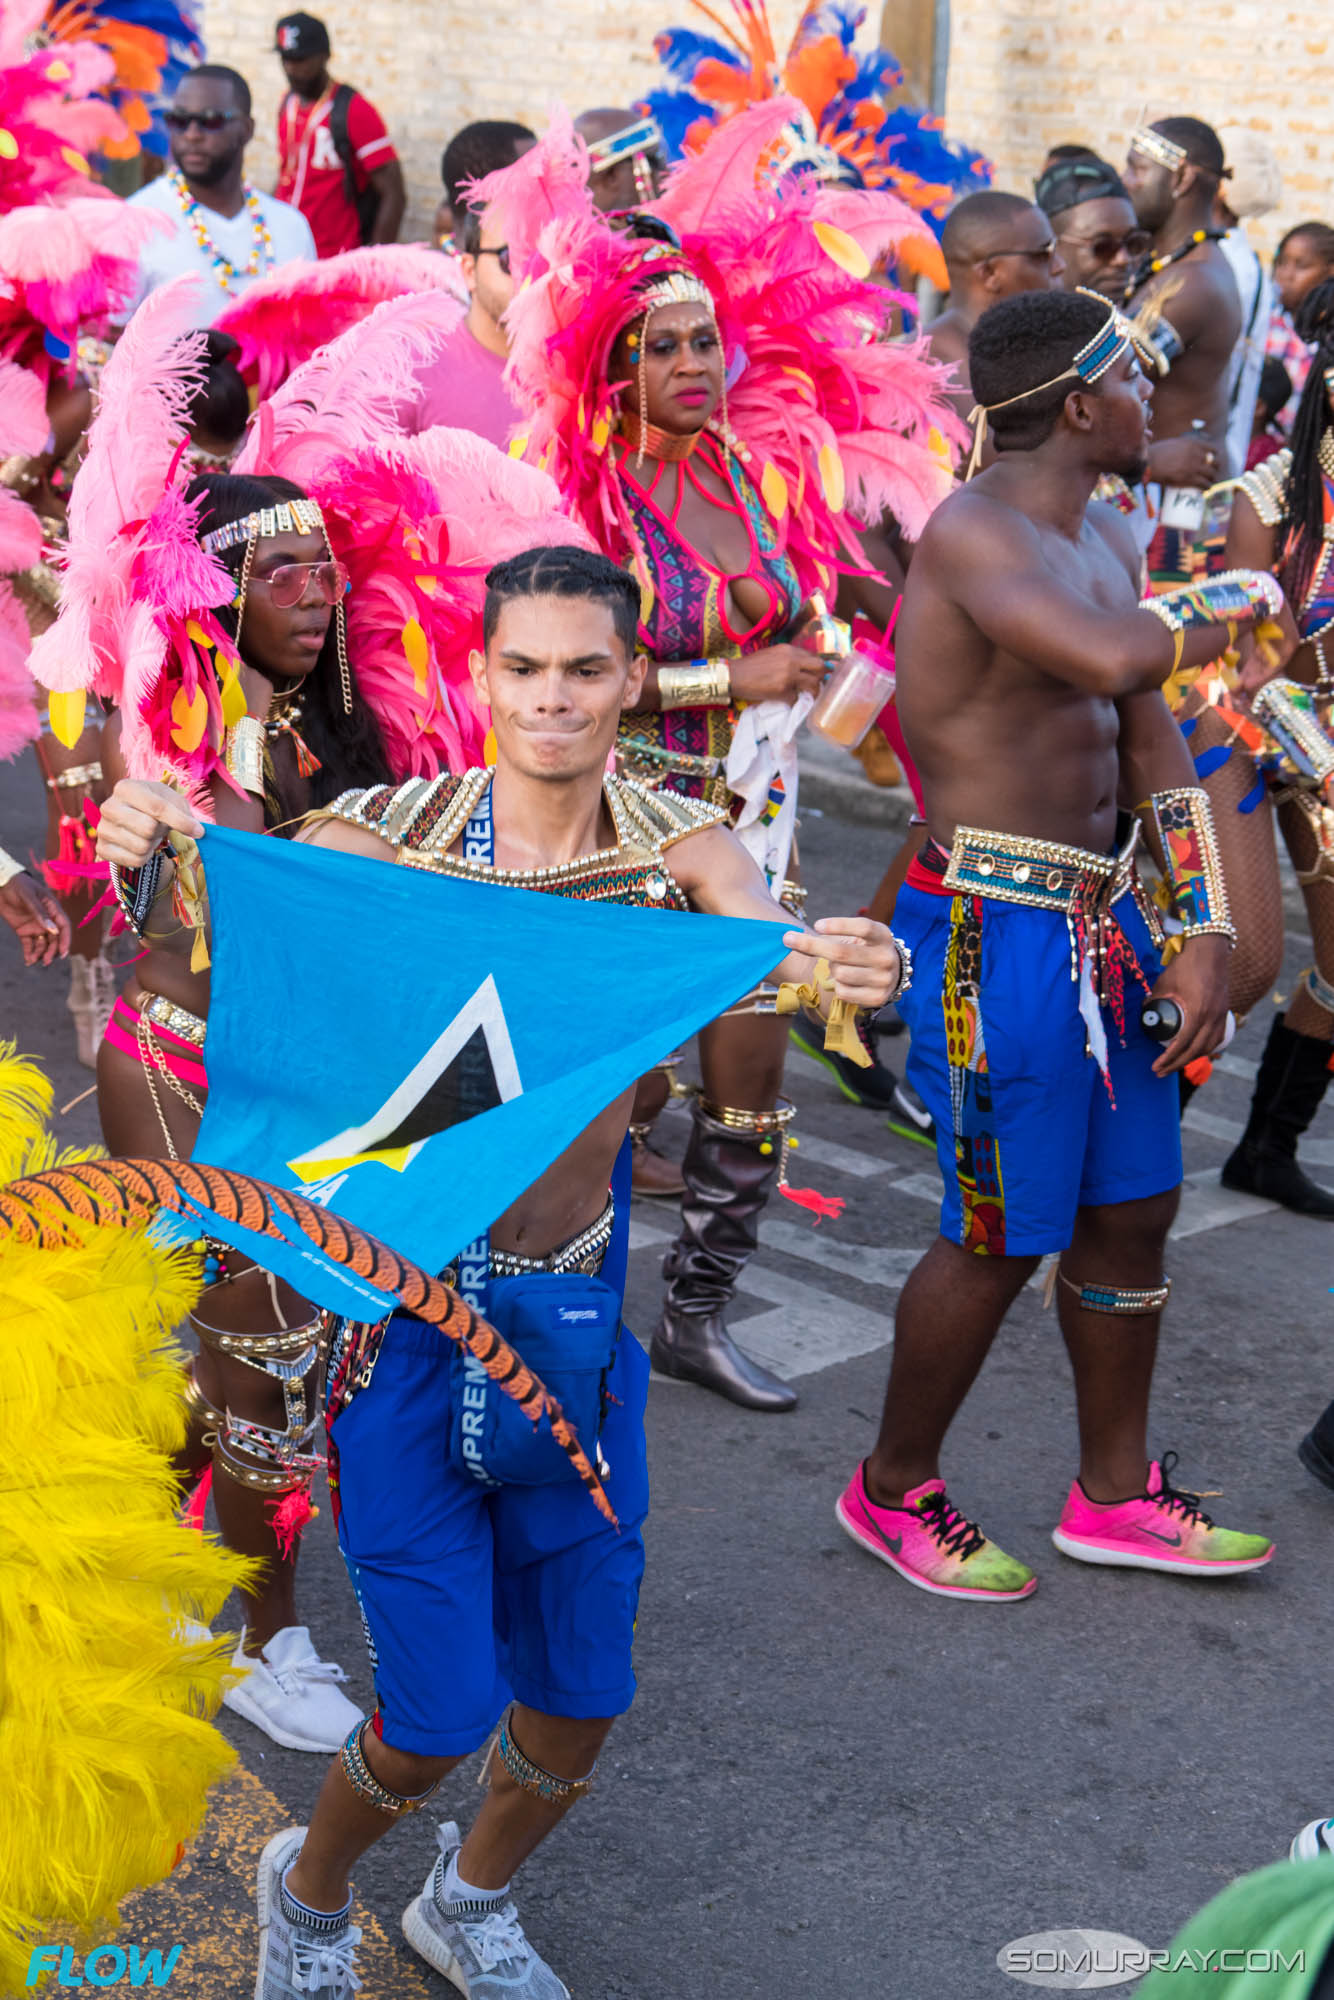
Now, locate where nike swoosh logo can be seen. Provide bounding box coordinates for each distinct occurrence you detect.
[884,1532,903,1555]
[1136,1526,1183,1547]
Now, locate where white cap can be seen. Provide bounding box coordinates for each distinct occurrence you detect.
[1218,127,1283,220]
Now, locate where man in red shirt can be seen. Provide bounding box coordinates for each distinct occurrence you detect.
[273,11,405,258]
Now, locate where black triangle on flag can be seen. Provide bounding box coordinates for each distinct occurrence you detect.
[289,975,522,1179]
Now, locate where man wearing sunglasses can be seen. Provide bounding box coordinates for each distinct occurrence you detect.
[1036,154,1149,302]
[125,66,315,331]
[926,190,1065,437]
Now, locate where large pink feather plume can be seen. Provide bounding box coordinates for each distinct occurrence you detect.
[468,105,593,282]
[0,357,48,460]
[215,243,468,399]
[236,289,466,479]
[0,197,166,382]
[0,579,39,762]
[652,97,798,235]
[29,273,237,800]
[0,32,134,212]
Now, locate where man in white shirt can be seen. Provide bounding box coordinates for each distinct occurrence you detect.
[125,65,315,329]
[1215,128,1282,479]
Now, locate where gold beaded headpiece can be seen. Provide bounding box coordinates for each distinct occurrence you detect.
[621,246,721,465]
[201,496,353,715]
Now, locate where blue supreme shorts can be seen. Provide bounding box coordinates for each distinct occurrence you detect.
[327,1315,649,1756]
[893,879,1182,1258]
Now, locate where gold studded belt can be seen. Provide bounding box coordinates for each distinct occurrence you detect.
[140,990,208,1046]
[939,824,1141,915]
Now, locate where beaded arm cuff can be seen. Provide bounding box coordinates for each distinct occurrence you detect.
[1251,679,1334,796]
[1234,449,1292,530]
[1142,569,1284,636]
[1149,786,1235,944]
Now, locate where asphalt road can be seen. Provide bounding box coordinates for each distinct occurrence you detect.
[3,744,1332,2000]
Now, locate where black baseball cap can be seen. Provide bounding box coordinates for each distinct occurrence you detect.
[275,11,331,56]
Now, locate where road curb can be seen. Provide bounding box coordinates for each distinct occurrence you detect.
[797,739,913,834]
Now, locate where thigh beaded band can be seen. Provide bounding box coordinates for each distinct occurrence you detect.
[496,1709,597,1806]
[340,1719,441,1816]
[1059,1270,1172,1315]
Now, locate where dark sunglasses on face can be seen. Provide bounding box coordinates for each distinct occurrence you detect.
[252,560,349,608]
[164,108,242,133]
[1066,229,1152,263]
[474,244,511,275]
[985,241,1058,265]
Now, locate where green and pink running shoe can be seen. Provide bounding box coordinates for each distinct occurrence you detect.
[835,1464,1037,1601]
[1052,1453,1274,1577]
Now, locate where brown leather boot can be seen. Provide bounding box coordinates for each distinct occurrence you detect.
[650,1099,798,1411]
[630,1120,686,1199]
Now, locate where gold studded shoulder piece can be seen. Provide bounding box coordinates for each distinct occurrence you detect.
[606,775,730,852]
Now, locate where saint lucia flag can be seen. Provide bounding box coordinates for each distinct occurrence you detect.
[181,825,786,1313]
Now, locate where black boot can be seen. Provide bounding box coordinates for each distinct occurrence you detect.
[1221,1016,1334,1217]
[1298,1399,1334,1493]
[650,1100,798,1412]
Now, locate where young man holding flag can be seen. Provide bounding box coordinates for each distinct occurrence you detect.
[97,544,905,2000]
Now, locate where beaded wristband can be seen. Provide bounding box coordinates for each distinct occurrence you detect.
[1149,786,1236,944]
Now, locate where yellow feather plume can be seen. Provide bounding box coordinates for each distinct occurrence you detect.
[0,1047,252,1992]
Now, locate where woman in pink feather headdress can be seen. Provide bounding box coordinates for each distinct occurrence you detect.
[30,269,585,1737]
[472,101,964,1414]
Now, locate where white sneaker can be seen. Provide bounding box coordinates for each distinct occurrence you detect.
[401,1822,570,1998]
[255,1826,363,1999]
[1291,1819,1334,1860]
[223,1626,363,1753]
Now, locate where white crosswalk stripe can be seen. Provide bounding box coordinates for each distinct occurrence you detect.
[632,1058,1317,1382]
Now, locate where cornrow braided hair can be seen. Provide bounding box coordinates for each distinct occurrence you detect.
[1279,278,1334,608]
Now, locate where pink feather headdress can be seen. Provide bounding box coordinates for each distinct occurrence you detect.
[0,3,132,214]
[27,275,236,805]
[479,102,964,597]
[237,293,593,777]
[215,242,468,400]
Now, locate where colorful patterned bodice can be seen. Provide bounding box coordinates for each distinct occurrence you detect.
[615,432,802,804]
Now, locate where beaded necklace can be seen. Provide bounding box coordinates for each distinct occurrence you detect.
[169,171,273,295]
[1124,227,1226,306]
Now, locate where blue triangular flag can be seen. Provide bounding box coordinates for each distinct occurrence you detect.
[188,825,787,1309]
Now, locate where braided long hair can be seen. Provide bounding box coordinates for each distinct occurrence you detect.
[1279,279,1334,607]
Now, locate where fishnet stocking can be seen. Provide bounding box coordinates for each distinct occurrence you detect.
[1277,794,1334,1041]
[1183,706,1285,1020]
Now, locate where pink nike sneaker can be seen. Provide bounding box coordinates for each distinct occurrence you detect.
[1052,1453,1274,1576]
[835,1463,1037,1601]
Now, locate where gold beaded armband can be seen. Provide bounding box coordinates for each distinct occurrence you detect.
[1148,785,1235,944]
[657,658,732,709]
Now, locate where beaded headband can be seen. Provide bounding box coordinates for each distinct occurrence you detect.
[964,289,1160,478]
[200,497,325,555]
[585,115,664,172]
[1129,125,1188,173]
[200,495,353,717]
